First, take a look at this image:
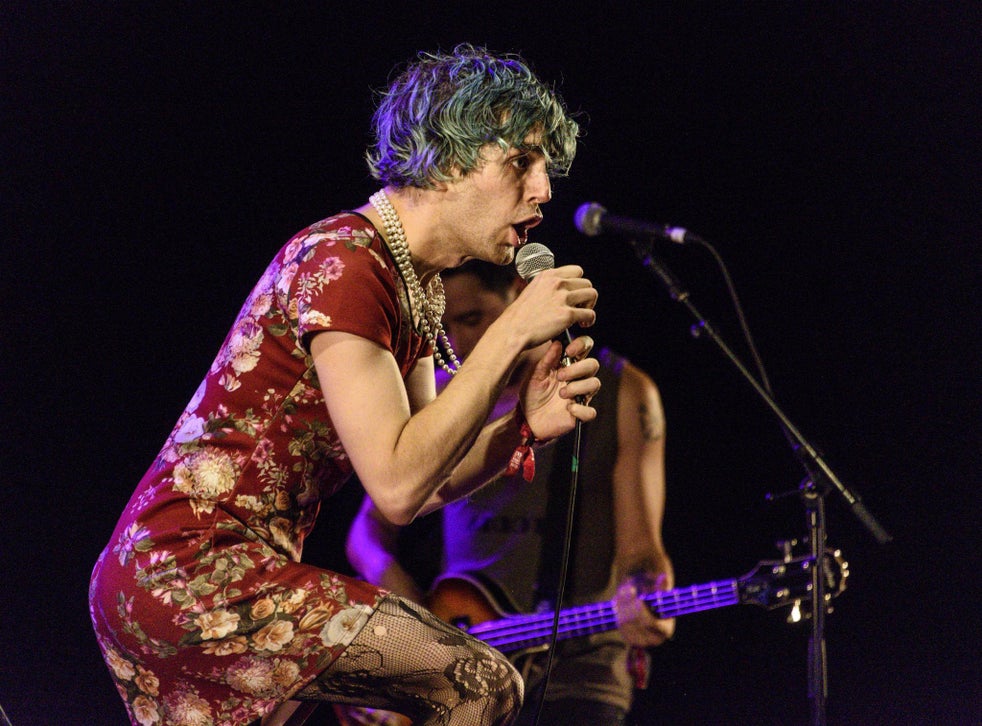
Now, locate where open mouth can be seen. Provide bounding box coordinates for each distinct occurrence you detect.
[513,223,530,245]
[513,214,543,244]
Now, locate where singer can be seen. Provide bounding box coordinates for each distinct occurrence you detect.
[343,259,675,726]
[89,44,600,726]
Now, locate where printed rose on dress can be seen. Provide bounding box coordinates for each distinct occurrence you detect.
[201,635,248,656]
[319,604,372,648]
[252,619,295,652]
[130,694,161,726]
[173,415,206,444]
[194,608,241,640]
[135,665,161,697]
[106,646,137,681]
[250,597,277,620]
[282,235,305,263]
[250,290,274,319]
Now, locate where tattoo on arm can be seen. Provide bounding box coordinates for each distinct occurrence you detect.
[638,402,664,442]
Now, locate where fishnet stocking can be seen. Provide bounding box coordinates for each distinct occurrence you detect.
[297,594,523,725]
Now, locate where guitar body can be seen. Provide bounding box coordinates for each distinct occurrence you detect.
[426,574,519,630]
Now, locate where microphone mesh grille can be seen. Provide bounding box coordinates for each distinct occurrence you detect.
[514,243,555,281]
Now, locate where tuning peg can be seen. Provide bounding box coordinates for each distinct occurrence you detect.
[776,538,799,560]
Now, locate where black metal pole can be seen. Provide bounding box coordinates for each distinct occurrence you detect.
[627,241,892,725]
[802,480,828,725]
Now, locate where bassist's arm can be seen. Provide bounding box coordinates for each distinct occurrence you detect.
[346,495,425,603]
[611,363,676,647]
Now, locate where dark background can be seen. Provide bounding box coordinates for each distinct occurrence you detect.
[3,3,980,724]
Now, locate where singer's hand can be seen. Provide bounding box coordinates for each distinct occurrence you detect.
[520,336,600,440]
[501,265,597,349]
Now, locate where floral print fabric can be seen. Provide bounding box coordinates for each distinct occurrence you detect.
[90,213,429,725]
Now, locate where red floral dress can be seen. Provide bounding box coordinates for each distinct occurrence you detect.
[89,213,429,726]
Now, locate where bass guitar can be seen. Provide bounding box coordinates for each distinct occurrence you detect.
[427,550,848,657]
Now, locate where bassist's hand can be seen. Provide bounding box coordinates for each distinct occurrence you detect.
[613,571,675,648]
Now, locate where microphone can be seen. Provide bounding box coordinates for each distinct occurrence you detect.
[514,241,557,282]
[574,202,703,245]
[514,242,575,367]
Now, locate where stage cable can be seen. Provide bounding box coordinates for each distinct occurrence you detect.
[529,418,583,726]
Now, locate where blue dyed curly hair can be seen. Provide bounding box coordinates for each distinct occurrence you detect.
[367,44,580,189]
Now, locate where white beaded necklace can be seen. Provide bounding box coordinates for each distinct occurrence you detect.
[369,189,461,375]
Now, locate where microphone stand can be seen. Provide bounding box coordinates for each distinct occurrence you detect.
[628,240,891,726]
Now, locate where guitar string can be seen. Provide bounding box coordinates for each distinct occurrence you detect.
[470,580,742,650]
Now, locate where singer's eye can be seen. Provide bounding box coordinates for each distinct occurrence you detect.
[510,153,531,172]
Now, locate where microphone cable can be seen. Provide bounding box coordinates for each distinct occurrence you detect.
[513,241,588,726]
[530,418,583,726]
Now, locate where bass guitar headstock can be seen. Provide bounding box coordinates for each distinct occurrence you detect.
[737,546,848,616]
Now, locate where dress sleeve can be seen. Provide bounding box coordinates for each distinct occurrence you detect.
[279,219,401,354]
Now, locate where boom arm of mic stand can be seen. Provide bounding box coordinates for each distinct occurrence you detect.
[634,244,892,545]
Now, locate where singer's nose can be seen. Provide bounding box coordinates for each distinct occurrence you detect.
[526,164,552,205]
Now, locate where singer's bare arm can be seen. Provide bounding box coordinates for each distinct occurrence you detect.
[311,266,598,525]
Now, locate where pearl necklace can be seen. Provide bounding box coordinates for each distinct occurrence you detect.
[369,189,461,375]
